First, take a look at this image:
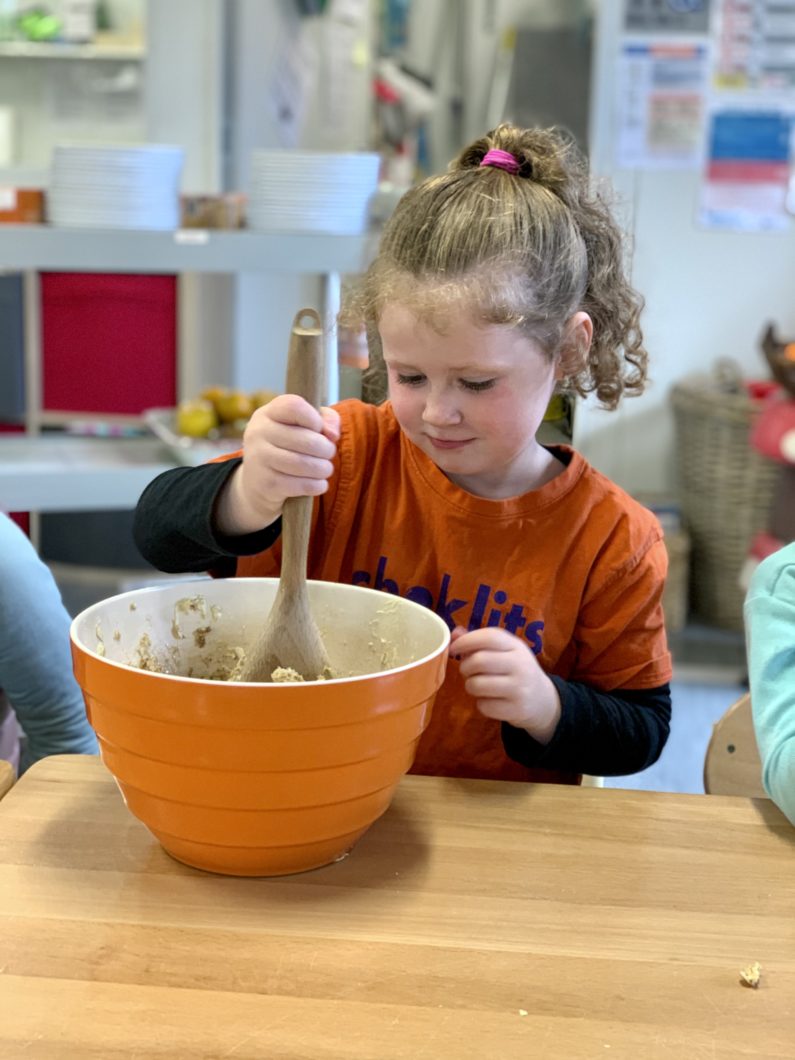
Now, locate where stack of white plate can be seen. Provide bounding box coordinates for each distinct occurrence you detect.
[48,144,184,230]
[248,150,380,235]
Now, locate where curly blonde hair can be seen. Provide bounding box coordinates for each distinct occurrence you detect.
[342,124,647,411]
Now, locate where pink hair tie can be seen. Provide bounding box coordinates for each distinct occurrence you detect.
[479,148,520,175]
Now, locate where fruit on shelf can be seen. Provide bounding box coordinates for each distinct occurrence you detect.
[174,386,282,439]
[251,388,279,410]
[176,399,219,439]
[215,390,256,424]
[200,385,230,409]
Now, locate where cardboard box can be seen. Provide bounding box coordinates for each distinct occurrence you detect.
[0,187,45,224]
[180,193,246,230]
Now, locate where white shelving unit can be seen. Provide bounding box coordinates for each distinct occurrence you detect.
[0,434,173,512]
[0,41,144,60]
[0,224,373,513]
[0,225,372,276]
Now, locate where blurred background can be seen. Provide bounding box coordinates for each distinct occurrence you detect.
[2,0,795,791]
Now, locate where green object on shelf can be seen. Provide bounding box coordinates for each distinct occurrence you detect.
[16,9,61,41]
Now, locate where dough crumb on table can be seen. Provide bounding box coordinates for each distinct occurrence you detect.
[739,962,762,988]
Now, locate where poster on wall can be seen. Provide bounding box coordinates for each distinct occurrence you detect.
[697,0,795,230]
[269,12,319,146]
[616,41,709,168]
[615,0,795,229]
[698,108,794,230]
[624,0,711,36]
[712,0,795,91]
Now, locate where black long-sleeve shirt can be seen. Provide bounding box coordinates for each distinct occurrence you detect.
[134,460,671,777]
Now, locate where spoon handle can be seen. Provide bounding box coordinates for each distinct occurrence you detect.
[286,307,324,403]
[280,308,324,595]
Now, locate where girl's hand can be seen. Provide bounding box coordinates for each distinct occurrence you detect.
[450,626,561,744]
[215,395,340,536]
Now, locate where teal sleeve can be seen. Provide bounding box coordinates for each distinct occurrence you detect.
[744,543,795,825]
[0,514,98,772]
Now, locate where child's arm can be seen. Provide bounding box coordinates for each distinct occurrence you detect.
[450,625,671,775]
[745,545,795,825]
[134,459,280,574]
[450,626,562,742]
[134,396,339,573]
[501,679,671,776]
[214,396,340,536]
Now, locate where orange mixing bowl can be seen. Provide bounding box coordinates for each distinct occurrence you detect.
[70,578,450,876]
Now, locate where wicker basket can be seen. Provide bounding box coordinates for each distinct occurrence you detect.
[671,372,779,630]
[661,527,690,635]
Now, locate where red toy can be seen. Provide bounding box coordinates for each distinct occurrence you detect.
[745,324,795,575]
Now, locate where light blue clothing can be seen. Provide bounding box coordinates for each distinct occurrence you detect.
[0,513,98,773]
[744,542,795,825]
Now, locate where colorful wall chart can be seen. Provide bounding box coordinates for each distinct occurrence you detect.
[617,41,709,168]
[699,109,794,230]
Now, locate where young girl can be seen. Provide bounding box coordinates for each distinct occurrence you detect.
[135,124,672,784]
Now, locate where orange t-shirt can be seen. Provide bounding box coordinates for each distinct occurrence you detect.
[228,400,672,782]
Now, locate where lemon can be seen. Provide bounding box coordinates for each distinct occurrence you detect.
[216,390,255,424]
[251,388,280,409]
[176,399,218,438]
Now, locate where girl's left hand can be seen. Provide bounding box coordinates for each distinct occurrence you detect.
[450,626,562,745]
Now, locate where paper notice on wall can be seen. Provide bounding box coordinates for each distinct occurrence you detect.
[624,0,712,36]
[322,14,361,133]
[331,0,368,23]
[0,106,15,168]
[712,0,795,92]
[269,18,320,147]
[616,42,709,168]
[698,108,795,230]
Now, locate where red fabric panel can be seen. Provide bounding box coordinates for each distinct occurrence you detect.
[751,393,795,464]
[7,512,29,534]
[41,273,177,415]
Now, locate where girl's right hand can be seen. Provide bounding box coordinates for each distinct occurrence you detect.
[214,394,340,536]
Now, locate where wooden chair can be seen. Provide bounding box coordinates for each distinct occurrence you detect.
[703,692,767,798]
[581,774,604,788]
[0,759,15,801]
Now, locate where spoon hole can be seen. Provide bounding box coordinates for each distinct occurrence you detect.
[295,308,321,331]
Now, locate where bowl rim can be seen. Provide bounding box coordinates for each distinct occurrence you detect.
[70,577,452,687]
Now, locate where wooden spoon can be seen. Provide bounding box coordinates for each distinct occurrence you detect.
[241,308,331,683]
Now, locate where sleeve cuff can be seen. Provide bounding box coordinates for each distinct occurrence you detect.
[501,675,575,767]
[212,520,282,557]
[207,458,282,557]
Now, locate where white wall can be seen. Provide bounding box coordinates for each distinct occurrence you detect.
[579,0,795,495]
[144,0,224,193]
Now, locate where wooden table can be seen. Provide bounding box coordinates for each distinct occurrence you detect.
[1,756,793,1059]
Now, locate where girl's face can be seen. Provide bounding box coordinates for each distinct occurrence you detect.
[380,303,570,499]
